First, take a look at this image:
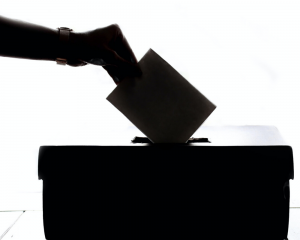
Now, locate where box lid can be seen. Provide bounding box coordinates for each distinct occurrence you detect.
[38,126,294,181]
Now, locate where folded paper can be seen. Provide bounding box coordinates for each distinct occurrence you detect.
[107,48,216,143]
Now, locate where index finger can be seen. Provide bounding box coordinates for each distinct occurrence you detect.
[113,25,139,65]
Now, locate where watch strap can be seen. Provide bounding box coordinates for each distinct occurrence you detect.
[56,27,73,65]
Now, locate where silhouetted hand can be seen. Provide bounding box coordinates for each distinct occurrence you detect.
[69,24,142,84]
[0,15,141,84]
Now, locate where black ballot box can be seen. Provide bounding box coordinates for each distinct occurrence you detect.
[38,126,294,240]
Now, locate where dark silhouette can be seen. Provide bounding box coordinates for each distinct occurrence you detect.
[38,126,293,240]
[0,15,142,84]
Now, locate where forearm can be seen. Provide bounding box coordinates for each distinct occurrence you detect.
[0,15,82,62]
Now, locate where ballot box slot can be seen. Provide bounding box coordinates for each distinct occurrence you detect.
[131,136,210,144]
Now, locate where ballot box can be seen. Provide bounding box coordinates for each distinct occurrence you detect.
[38,126,293,240]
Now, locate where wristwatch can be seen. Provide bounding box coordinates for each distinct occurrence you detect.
[56,27,73,65]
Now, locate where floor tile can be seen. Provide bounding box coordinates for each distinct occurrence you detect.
[2,211,45,240]
[0,212,23,239]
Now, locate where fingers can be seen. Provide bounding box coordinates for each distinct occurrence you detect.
[106,24,141,75]
[104,49,142,78]
[102,65,123,85]
[113,25,138,65]
[102,62,141,85]
[75,24,141,83]
[111,49,141,73]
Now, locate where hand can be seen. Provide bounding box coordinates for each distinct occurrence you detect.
[68,24,142,85]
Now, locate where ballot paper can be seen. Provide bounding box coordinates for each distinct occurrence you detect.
[107,48,216,143]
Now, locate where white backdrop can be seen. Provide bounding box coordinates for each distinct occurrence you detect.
[0,0,299,206]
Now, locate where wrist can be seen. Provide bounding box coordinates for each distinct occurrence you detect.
[68,31,88,61]
[55,28,87,63]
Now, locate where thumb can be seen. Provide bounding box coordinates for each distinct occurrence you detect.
[106,49,142,76]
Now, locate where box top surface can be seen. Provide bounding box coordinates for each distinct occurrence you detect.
[38,126,294,181]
